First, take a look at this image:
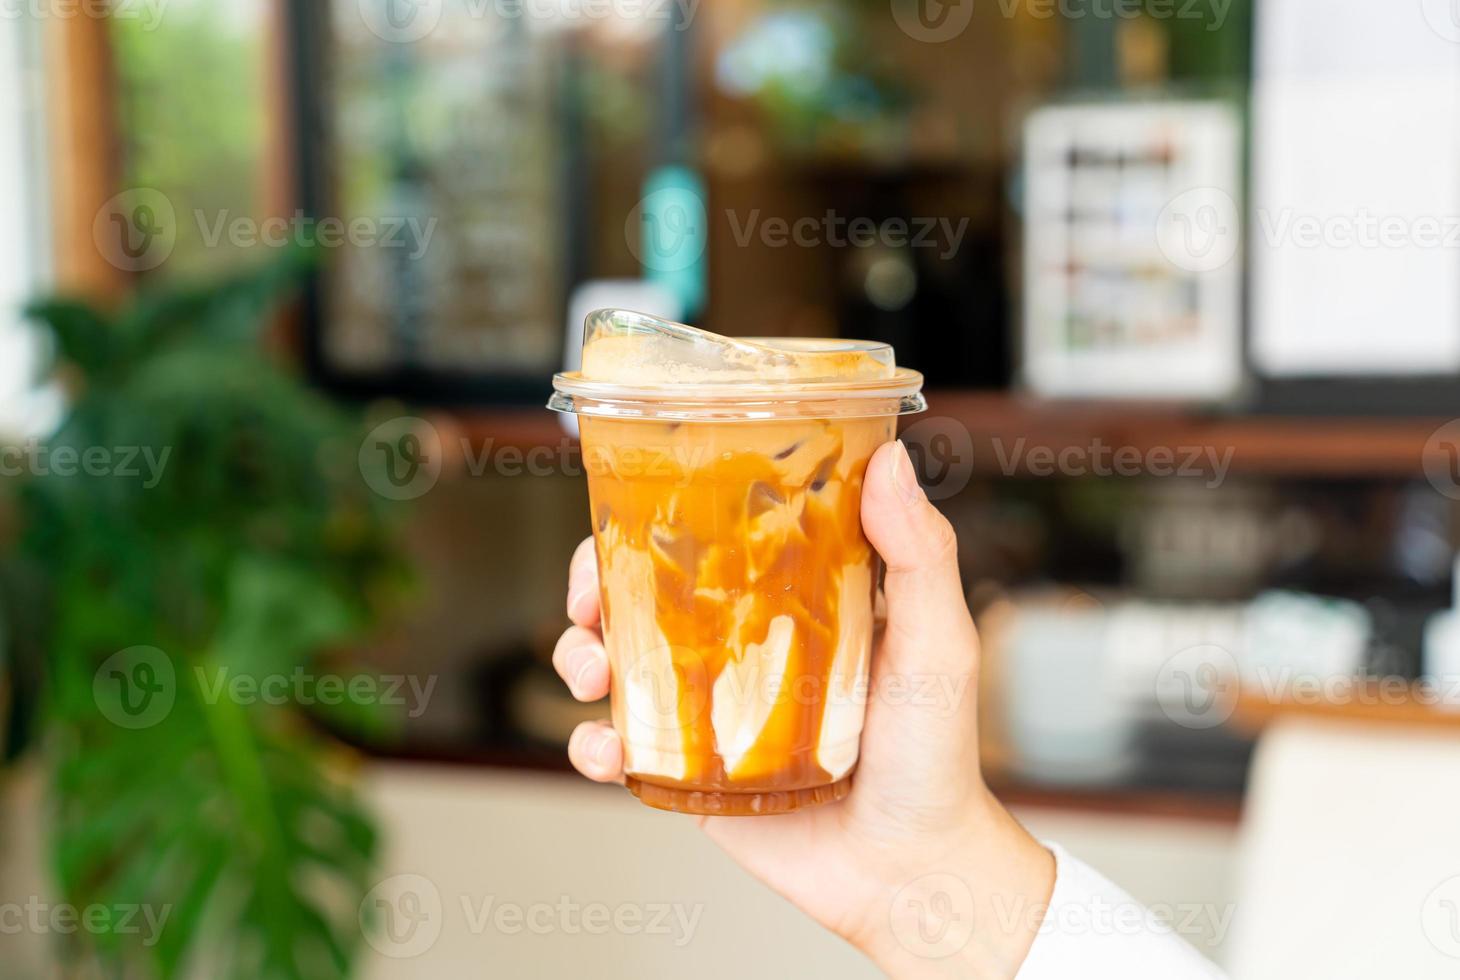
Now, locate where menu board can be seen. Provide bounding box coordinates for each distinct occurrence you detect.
[312,5,567,385]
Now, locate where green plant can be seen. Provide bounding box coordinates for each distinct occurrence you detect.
[4,253,409,979]
[718,4,914,157]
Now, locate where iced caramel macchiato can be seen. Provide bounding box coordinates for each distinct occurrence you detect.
[550,310,925,815]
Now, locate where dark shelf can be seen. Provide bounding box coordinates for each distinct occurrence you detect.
[447,392,1451,478]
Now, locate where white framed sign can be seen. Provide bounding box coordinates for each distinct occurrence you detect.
[1022,101,1243,401]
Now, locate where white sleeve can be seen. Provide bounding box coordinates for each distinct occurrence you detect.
[1015,843,1228,980]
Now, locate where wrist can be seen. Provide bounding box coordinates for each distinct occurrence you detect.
[850,789,1056,979]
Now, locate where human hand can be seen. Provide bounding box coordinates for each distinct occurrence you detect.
[552,439,1055,977]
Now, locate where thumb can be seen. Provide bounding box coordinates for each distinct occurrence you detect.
[860,439,978,673]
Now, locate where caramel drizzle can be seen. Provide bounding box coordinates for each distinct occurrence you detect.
[585,419,881,790]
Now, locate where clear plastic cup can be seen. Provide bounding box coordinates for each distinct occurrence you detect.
[549,310,925,815]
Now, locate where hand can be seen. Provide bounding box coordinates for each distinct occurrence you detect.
[552,440,1055,978]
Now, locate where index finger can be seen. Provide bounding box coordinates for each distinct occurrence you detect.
[567,537,601,628]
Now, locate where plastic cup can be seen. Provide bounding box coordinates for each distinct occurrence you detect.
[549,310,925,815]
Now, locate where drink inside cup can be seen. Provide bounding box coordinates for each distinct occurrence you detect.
[550,310,926,815]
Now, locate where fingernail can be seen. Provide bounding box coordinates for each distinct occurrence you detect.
[566,586,593,620]
[569,646,604,696]
[891,440,925,506]
[585,729,614,766]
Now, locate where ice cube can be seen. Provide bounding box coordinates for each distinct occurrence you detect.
[579,309,896,385]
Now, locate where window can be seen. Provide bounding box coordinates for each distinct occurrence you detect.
[0,14,57,438]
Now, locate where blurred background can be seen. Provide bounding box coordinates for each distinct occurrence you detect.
[4,0,1460,977]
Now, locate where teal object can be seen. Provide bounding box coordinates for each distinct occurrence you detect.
[637,165,707,319]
